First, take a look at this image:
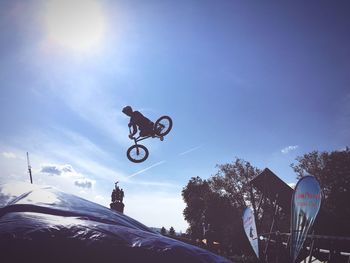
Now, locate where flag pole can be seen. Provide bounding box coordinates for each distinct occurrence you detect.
[26,152,33,184]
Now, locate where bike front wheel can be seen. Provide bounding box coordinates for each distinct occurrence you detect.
[154,116,173,136]
[127,144,149,163]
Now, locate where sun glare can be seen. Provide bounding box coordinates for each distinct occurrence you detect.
[45,0,106,52]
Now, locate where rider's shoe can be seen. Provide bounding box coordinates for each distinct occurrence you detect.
[129,134,134,139]
[160,136,164,141]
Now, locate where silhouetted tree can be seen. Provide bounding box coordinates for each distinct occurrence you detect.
[182,176,211,240]
[211,158,261,216]
[182,158,262,256]
[160,227,166,235]
[211,160,286,235]
[291,147,350,236]
[169,226,175,236]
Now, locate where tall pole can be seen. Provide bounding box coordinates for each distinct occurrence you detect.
[26,152,33,184]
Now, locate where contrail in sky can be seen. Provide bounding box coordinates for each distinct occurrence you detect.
[128,160,166,178]
[179,145,201,156]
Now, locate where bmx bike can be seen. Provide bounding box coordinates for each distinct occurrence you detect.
[126,116,173,163]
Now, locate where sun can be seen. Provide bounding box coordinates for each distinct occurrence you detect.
[44,0,106,52]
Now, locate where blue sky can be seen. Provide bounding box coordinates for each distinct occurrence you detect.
[1,0,349,232]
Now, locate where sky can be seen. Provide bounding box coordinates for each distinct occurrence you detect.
[0,0,349,232]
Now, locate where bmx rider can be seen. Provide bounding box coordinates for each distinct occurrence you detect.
[122,106,154,137]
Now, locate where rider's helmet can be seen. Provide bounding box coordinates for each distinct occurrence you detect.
[122,106,133,116]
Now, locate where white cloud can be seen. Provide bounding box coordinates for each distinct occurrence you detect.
[40,164,76,177]
[39,163,96,190]
[41,165,64,175]
[2,152,17,159]
[11,128,129,184]
[74,178,94,188]
[0,135,186,232]
[0,148,30,183]
[281,145,299,154]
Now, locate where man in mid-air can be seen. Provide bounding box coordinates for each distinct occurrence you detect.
[122,106,154,137]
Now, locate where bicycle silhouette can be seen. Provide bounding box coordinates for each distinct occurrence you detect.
[126,116,173,163]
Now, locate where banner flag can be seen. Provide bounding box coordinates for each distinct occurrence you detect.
[242,207,259,259]
[290,176,322,262]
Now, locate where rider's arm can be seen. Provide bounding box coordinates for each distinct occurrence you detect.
[128,116,136,128]
[128,118,137,137]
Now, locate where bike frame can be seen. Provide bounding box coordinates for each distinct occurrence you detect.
[133,135,151,144]
[128,127,159,145]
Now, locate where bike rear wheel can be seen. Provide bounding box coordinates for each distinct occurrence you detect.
[154,116,173,136]
[127,144,149,163]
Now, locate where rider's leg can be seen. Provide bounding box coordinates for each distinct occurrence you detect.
[139,130,146,137]
[140,125,154,137]
[140,129,151,137]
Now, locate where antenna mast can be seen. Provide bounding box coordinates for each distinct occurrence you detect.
[26,152,33,184]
